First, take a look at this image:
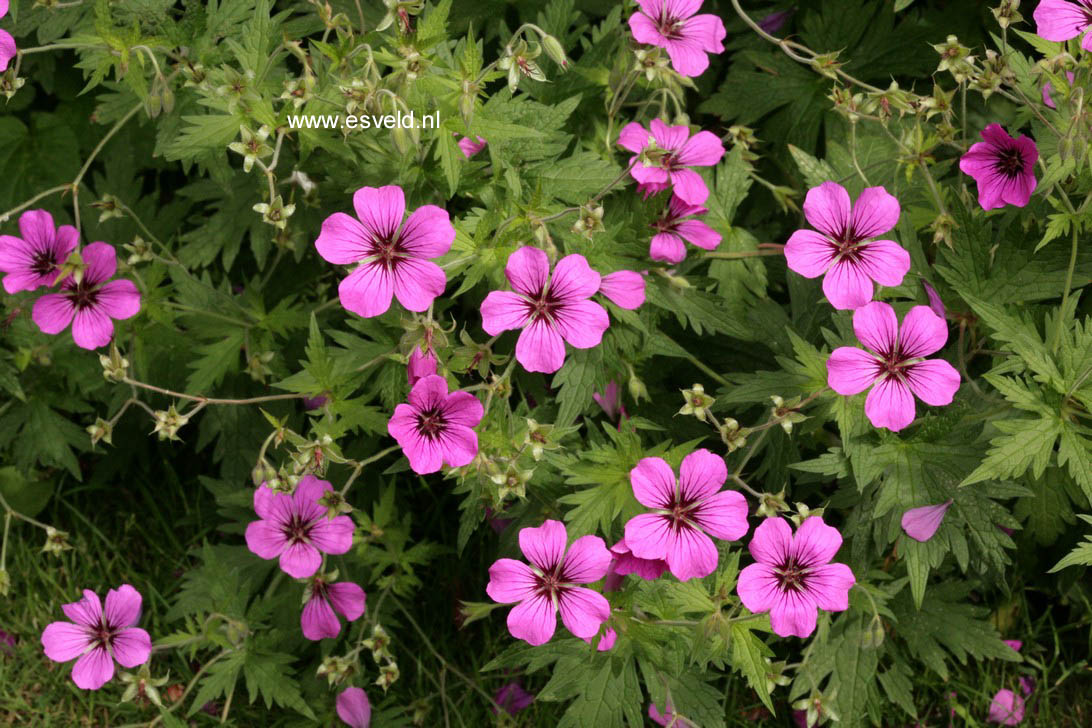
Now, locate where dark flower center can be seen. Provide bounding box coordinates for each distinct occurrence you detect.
[656,10,685,40]
[283,513,313,543]
[994,146,1024,178]
[370,231,407,270]
[533,561,570,601]
[30,250,58,278]
[659,491,701,532]
[773,557,810,593]
[415,407,447,439]
[524,285,563,324]
[90,619,117,649]
[67,280,101,311]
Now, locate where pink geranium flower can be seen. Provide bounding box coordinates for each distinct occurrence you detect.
[480,246,608,374]
[1043,71,1076,108]
[336,687,372,728]
[493,681,534,715]
[901,499,953,542]
[784,181,910,310]
[826,302,961,432]
[628,0,726,77]
[609,537,667,581]
[300,575,366,641]
[31,242,141,350]
[315,185,454,318]
[388,374,483,474]
[458,135,487,159]
[0,209,78,293]
[650,195,721,263]
[244,475,355,579]
[987,689,1025,726]
[486,519,611,646]
[736,517,856,638]
[618,120,724,205]
[598,270,646,310]
[922,279,946,320]
[623,449,749,581]
[959,124,1038,210]
[40,584,152,690]
[1034,0,1092,50]
[407,345,438,386]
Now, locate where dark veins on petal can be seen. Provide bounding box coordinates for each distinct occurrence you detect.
[993,145,1025,179]
[415,406,448,440]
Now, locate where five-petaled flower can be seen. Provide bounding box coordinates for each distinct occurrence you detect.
[623,449,749,581]
[650,194,721,263]
[40,584,152,690]
[628,0,727,77]
[301,575,366,641]
[388,373,484,474]
[826,301,961,432]
[736,517,856,638]
[245,475,355,579]
[784,181,910,310]
[480,246,609,374]
[958,124,1038,210]
[486,519,611,646]
[315,184,455,319]
[1033,0,1092,50]
[618,119,725,206]
[31,242,141,350]
[0,209,78,294]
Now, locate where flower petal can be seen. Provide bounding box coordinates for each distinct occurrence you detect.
[678,448,726,502]
[598,271,645,310]
[338,263,393,318]
[669,168,709,206]
[62,590,103,628]
[353,185,405,241]
[505,246,551,298]
[850,186,900,239]
[864,376,917,431]
[437,424,479,468]
[553,299,609,349]
[822,258,875,311]
[856,240,911,288]
[898,305,949,358]
[557,587,610,639]
[245,519,288,559]
[41,621,92,662]
[617,121,651,154]
[279,541,322,579]
[768,589,819,638]
[748,517,793,566]
[676,131,724,167]
[784,229,836,278]
[736,563,781,614]
[905,359,961,407]
[675,219,720,251]
[1033,0,1091,41]
[515,318,566,373]
[629,457,676,509]
[110,627,151,668]
[691,490,749,541]
[624,513,674,562]
[827,347,880,395]
[519,519,568,572]
[308,515,355,556]
[71,307,115,350]
[441,390,484,427]
[80,242,117,286]
[480,291,530,335]
[315,212,371,264]
[392,257,446,312]
[803,181,851,239]
[337,687,372,728]
[852,301,899,355]
[486,558,539,603]
[95,279,141,321]
[104,584,142,629]
[651,232,687,263]
[550,254,601,301]
[792,516,843,567]
[506,594,556,646]
[664,525,719,580]
[561,535,611,584]
[301,593,342,640]
[806,563,856,612]
[398,204,455,259]
[32,293,75,335]
[901,500,953,542]
[71,646,114,690]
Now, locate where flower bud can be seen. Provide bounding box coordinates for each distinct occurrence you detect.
[99,344,130,382]
[542,35,568,69]
[87,418,113,447]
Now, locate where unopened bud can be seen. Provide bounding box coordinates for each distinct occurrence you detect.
[542,35,568,69]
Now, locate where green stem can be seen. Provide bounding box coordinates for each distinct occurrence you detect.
[1051,224,1080,353]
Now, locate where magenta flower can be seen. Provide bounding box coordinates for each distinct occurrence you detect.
[649,700,695,727]
[598,270,646,310]
[959,124,1038,210]
[618,120,724,206]
[31,242,141,350]
[0,210,78,294]
[480,246,608,374]
[609,537,667,581]
[1043,71,1076,108]
[736,517,856,638]
[244,475,355,579]
[458,135,487,159]
[628,0,726,77]
[1034,0,1092,50]
[0,0,13,73]
[314,185,454,318]
[784,181,910,310]
[987,689,1025,726]
[40,584,151,690]
[303,393,329,411]
[388,374,483,474]
[593,380,626,422]
[826,302,961,432]
[1003,639,1023,652]
[407,345,438,386]
[336,687,372,728]
[650,195,721,263]
[584,626,617,651]
[486,519,611,646]
[493,681,534,715]
[300,575,366,641]
[1019,675,1036,697]
[900,499,953,542]
[623,449,749,581]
